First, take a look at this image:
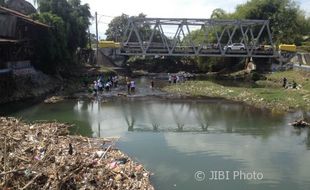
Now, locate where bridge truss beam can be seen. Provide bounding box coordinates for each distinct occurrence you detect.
[120,18,277,58]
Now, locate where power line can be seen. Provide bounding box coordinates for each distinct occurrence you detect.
[97,21,110,25]
[96,14,115,18]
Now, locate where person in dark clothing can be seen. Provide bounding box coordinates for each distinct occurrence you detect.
[283,77,287,88]
[151,80,154,89]
[127,81,131,94]
[292,80,297,89]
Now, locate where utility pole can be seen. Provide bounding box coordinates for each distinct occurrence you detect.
[88,28,91,49]
[95,11,98,65]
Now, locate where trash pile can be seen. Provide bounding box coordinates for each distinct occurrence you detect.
[0,117,154,190]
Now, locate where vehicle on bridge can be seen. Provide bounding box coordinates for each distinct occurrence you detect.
[224,43,245,51]
[279,44,297,52]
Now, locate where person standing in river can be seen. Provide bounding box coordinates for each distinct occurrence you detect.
[173,75,177,84]
[168,73,172,84]
[151,80,154,89]
[130,80,136,93]
[93,81,98,95]
[126,77,131,94]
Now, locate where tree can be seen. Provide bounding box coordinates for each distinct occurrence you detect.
[37,0,91,53]
[192,0,309,73]
[233,0,308,45]
[211,8,229,19]
[105,13,166,43]
[106,13,152,42]
[31,12,69,73]
[105,14,129,41]
[30,0,91,73]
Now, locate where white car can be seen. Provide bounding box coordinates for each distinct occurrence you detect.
[224,43,245,51]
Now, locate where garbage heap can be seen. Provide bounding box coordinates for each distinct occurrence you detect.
[0,117,154,190]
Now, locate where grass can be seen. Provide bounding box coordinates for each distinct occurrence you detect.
[97,66,116,74]
[163,70,310,112]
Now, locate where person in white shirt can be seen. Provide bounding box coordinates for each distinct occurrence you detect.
[130,80,135,93]
[93,81,98,95]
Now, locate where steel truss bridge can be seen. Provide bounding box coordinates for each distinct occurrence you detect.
[119,18,278,58]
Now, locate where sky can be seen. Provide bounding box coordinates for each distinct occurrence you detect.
[26,0,310,39]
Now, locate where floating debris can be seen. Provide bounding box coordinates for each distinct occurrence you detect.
[0,117,154,190]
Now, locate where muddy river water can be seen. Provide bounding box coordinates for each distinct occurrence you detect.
[1,78,310,190]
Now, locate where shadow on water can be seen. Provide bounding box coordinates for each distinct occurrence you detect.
[0,99,42,116]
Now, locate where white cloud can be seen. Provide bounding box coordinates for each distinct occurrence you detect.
[26,0,309,38]
[83,0,246,38]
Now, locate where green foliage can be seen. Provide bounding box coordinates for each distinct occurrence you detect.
[127,56,198,73]
[188,0,309,72]
[31,12,69,73]
[233,0,309,45]
[183,30,213,45]
[106,14,129,41]
[211,8,229,19]
[164,71,310,111]
[105,13,143,42]
[38,0,91,53]
[197,57,245,73]
[106,13,168,43]
[31,0,91,74]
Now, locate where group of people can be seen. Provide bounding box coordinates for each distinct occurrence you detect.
[93,75,119,95]
[168,74,179,84]
[282,77,299,89]
[126,77,136,94]
[168,72,190,84]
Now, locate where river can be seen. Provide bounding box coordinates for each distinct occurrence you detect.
[1,96,310,190]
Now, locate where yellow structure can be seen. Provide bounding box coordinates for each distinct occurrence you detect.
[279,44,297,52]
[98,40,120,48]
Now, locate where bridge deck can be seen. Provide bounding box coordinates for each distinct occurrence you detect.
[119,45,277,57]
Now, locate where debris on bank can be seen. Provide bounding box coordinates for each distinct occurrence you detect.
[290,119,310,128]
[0,117,154,190]
[44,96,65,104]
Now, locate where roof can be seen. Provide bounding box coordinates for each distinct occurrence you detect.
[6,0,37,15]
[0,6,49,28]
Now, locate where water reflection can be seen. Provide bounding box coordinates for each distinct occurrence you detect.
[2,98,310,190]
[73,99,287,136]
[307,129,310,150]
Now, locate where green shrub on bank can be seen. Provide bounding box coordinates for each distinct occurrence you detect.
[164,71,310,111]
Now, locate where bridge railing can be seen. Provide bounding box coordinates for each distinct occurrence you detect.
[119,18,278,58]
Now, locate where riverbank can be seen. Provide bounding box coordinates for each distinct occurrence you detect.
[0,117,154,190]
[0,71,60,104]
[163,70,310,112]
[0,64,120,105]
